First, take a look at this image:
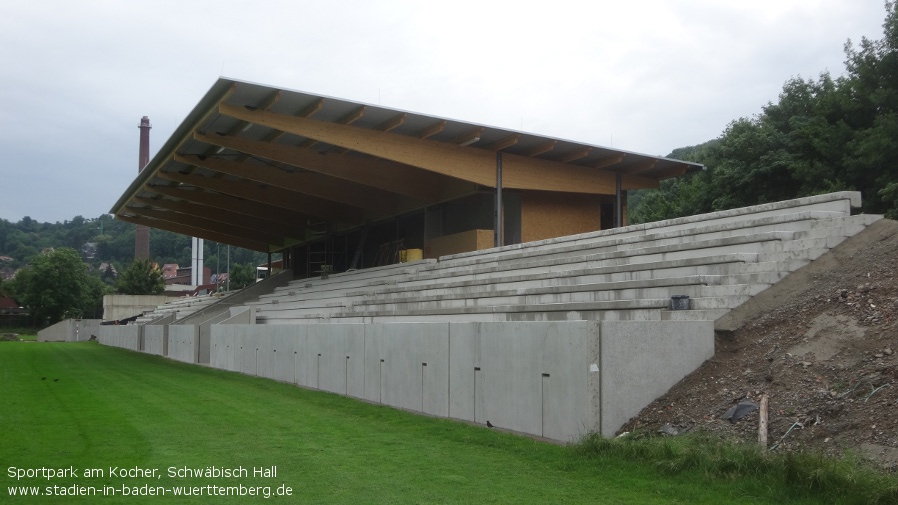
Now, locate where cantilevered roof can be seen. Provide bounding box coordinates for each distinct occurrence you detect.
[111,77,703,252]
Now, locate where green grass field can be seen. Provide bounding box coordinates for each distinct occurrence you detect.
[0,328,35,342]
[0,341,893,504]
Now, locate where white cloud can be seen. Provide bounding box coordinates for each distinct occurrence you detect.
[0,0,888,222]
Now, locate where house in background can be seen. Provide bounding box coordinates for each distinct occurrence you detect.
[0,294,28,328]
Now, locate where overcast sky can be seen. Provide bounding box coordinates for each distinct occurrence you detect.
[0,1,889,224]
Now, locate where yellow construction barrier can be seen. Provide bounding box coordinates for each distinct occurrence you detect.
[399,248,423,262]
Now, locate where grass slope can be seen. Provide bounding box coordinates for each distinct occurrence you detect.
[0,342,878,504]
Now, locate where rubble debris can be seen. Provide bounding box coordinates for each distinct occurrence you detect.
[721,401,759,423]
[620,219,898,467]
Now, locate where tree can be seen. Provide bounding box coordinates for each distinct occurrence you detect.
[842,2,898,218]
[116,259,164,295]
[150,228,191,265]
[81,274,107,320]
[229,263,256,290]
[628,140,722,224]
[630,3,898,222]
[11,247,105,326]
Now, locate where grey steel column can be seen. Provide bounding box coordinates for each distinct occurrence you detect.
[614,173,622,228]
[495,152,504,247]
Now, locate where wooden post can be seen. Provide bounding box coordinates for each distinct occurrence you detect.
[758,394,769,449]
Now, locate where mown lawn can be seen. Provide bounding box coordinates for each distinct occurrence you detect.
[0,341,879,504]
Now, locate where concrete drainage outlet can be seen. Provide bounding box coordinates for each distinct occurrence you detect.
[670,295,691,310]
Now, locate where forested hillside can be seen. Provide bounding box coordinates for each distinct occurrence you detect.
[630,3,898,224]
[0,213,265,278]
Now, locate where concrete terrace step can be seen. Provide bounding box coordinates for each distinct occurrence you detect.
[378,270,788,299]
[416,231,808,282]
[439,192,861,264]
[365,275,717,303]
[274,260,434,291]
[257,241,784,308]
[140,296,220,318]
[437,212,855,269]
[254,254,755,308]
[257,285,758,322]
[250,238,831,308]
[253,215,869,307]
[356,298,682,317]
[661,309,731,321]
[378,256,785,294]
[251,192,874,326]
[257,262,432,302]
[563,227,849,263]
[253,262,786,320]
[353,283,766,313]
[415,218,865,288]
[354,276,768,308]
[259,297,673,322]
[252,254,800,316]
[254,282,771,323]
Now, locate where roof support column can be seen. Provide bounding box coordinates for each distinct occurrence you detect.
[191,237,204,285]
[495,152,504,247]
[614,173,623,228]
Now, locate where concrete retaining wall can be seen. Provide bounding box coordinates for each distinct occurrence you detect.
[599,320,715,437]
[38,319,102,342]
[447,321,597,440]
[99,324,140,350]
[364,323,448,416]
[37,321,68,342]
[89,192,870,442]
[169,325,199,363]
[103,294,168,322]
[144,325,168,356]
[208,320,712,441]
[192,306,255,364]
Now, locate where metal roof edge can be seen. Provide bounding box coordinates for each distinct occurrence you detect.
[109,77,237,214]
[210,77,705,170]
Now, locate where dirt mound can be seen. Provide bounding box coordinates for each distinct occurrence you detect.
[622,218,898,469]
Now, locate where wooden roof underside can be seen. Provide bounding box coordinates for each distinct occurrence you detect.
[111,78,703,252]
